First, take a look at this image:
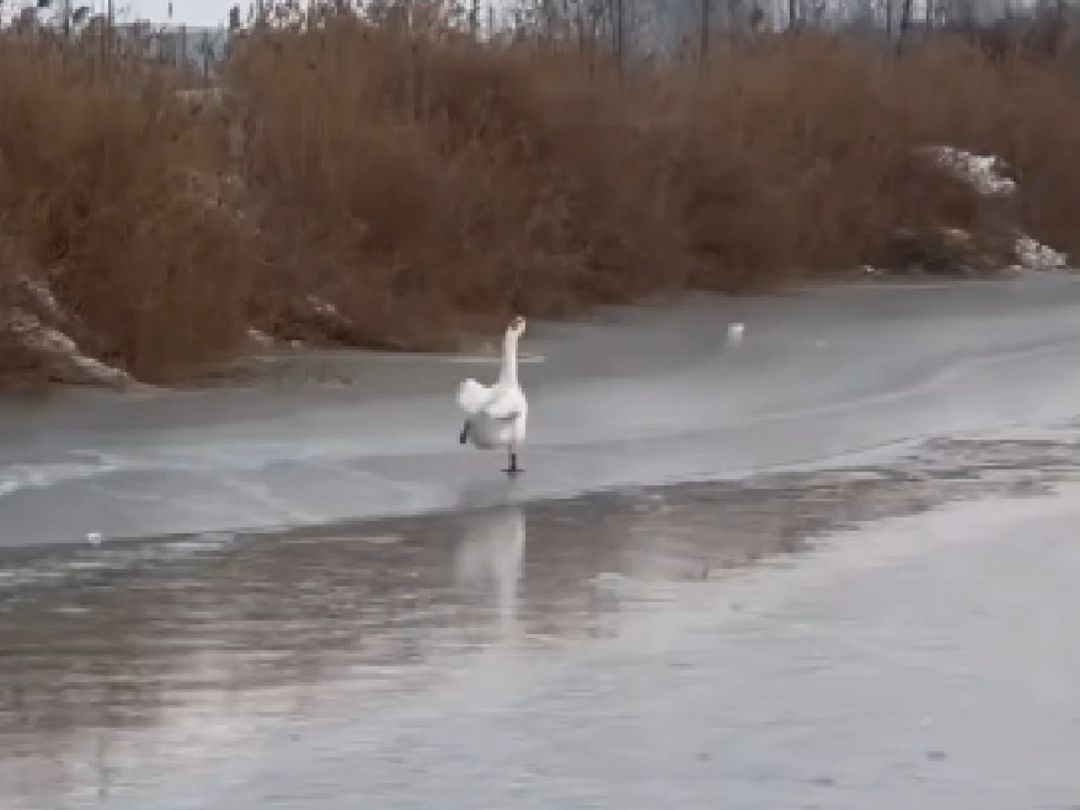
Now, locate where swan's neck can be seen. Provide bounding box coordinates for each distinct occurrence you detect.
[499,330,519,387]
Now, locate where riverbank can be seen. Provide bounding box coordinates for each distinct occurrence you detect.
[2,19,1078,385]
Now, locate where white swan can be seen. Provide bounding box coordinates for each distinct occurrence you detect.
[457,316,529,474]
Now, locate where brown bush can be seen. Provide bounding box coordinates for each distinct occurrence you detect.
[230,22,687,345]
[0,40,256,381]
[894,37,1080,258]
[2,20,1079,383]
[234,25,1078,330]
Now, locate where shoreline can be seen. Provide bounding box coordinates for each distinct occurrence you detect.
[3,276,1080,547]
[3,268,1075,395]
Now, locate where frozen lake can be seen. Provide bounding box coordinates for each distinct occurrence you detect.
[3,274,1080,546]
[2,274,1080,809]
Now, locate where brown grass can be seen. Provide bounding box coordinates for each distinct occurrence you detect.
[2,19,1079,383]
[0,40,256,381]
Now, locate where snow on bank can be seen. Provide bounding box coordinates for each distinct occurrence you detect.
[934,226,1066,272]
[4,310,132,387]
[3,274,132,387]
[306,295,341,319]
[919,145,1071,272]
[922,145,1018,196]
[19,274,64,321]
[304,295,355,334]
[1015,235,1069,271]
[247,327,275,348]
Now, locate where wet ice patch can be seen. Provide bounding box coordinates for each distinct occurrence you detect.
[351,533,404,545]
[281,533,404,546]
[590,572,629,588]
[0,532,237,592]
[0,460,119,500]
[51,605,91,616]
[190,531,237,548]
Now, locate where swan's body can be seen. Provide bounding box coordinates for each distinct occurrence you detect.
[457,316,528,474]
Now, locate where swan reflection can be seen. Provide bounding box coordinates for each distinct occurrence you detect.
[454,506,526,638]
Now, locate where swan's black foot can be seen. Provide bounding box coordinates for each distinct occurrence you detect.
[503,452,522,476]
[458,422,469,445]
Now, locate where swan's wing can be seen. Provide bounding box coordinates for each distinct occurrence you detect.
[482,388,525,420]
[457,378,493,415]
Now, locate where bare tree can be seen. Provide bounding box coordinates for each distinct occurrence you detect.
[700,0,709,61]
[613,0,623,70]
[897,0,913,51]
[944,0,975,30]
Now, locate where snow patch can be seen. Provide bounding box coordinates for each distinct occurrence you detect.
[247,327,275,348]
[18,274,64,320]
[922,146,1017,196]
[4,309,132,387]
[940,227,972,243]
[1015,235,1069,271]
[175,87,226,107]
[919,148,1071,273]
[305,295,341,319]
[304,295,354,331]
[3,273,131,386]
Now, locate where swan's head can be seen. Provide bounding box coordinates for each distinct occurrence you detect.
[507,315,527,338]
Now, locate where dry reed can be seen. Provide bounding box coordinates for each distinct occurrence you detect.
[2,19,1079,383]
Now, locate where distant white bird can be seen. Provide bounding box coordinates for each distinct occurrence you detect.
[457,316,529,475]
[727,322,745,345]
[85,532,103,546]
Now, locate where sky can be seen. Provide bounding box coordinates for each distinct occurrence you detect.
[7,0,1056,35]
[0,0,255,28]
[41,0,237,27]
[120,0,234,26]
